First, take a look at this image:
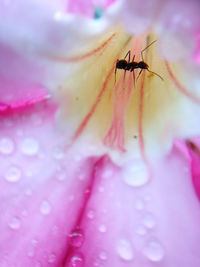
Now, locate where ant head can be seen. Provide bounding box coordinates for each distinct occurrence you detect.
[138,61,149,70]
[138,61,149,69]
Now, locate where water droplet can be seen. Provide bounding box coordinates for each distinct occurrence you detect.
[27,247,35,257]
[25,188,32,196]
[56,171,66,181]
[21,210,28,217]
[35,262,41,267]
[123,161,149,187]
[0,137,14,155]
[20,137,39,156]
[102,169,113,179]
[69,195,74,201]
[135,199,144,210]
[87,210,95,219]
[99,251,107,261]
[8,216,21,230]
[53,146,64,159]
[48,254,56,263]
[143,240,164,262]
[98,186,104,193]
[54,12,63,21]
[5,165,21,182]
[135,224,147,236]
[69,229,84,248]
[31,239,38,246]
[144,195,151,202]
[69,253,84,267]
[143,213,156,229]
[40,200,51,215]
[98,224,107,233]
[78,173,85,181]
[116,238,134,261]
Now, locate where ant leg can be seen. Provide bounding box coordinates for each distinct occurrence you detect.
[124,50,131,63]
[141,39,157,61]
[114,66,117,85]
[146,69,164,81]
[136,69,143,81]
[132,71,136,87]
[132,55,135,63]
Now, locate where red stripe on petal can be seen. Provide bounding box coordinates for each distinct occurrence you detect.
[165,60,200,105]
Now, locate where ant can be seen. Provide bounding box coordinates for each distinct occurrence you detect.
[115,40,163,83]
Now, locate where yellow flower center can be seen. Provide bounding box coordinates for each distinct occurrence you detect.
[55,29,200,163]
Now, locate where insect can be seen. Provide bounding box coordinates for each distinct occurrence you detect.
[115,40,163,83]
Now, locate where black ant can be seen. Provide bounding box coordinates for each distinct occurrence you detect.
[115,40,163,83]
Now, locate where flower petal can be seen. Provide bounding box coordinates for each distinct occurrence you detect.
[64,145,200,266]
[0,100,88,266]
[0,0,122,104]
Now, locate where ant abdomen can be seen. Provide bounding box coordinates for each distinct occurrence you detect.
[116,60,127,69]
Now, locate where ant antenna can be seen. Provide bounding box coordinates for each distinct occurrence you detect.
[147,69,164,81]
[141,39,157,61]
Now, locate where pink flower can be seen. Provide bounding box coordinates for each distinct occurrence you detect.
[0,0,200,266]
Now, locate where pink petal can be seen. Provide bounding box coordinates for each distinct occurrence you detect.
[193,30,200,63]
[0,43,48,106]
[65,145,200,266]
[0,99,96,266]
[1,99,200,266]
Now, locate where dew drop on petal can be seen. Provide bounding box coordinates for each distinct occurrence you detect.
[87,209,95,219]
[98,224,107,233]
[8,216,21,230]
[27,247,35,257]
[25,188,32,196]
[69,229,84,248]
[135,224,147,236]
[48,254,56,263]
[53,146,64,159]
[102,169,113,179]
[69,195,74,201]
[56,170,66,181]
[98,186,105,193]
[40,200,52,215]
[135,199,145,210]
[0,137,15,155]
[116,238,134,261]
[69,253,84,267]
[143,240,164,262]
[5,165,21,182]
[20,137,39,156]
[99,251,107,261]
[143,213,156,229]
[123,161,149,187]
[21,209,28,217]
